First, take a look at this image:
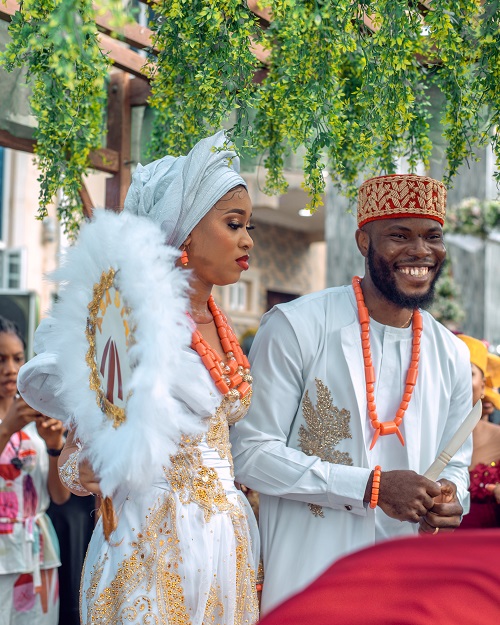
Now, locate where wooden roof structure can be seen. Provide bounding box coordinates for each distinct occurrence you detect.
[0,1,412,217]
[0,0,276,217]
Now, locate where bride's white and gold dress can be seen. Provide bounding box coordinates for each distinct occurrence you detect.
[81,394,259,625]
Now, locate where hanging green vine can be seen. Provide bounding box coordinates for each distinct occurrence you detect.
[147,0,263,157]
[0,0,109,236]
[2,0,500,232]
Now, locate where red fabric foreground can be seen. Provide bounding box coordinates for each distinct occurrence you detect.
[259,530,500,625]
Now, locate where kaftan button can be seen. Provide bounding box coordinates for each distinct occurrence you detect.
[345,505,353,511]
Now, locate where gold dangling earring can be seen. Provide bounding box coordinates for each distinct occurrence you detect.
[180,245,189,266]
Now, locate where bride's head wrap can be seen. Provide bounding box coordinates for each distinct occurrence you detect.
[124,130,246,248]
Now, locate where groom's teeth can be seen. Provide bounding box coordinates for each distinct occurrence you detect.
[399,267,429,277]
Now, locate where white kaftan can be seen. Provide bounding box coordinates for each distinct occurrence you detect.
[231,284,473,614]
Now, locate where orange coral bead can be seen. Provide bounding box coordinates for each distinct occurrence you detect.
[365,366,375,384]
[238,381,251,398]
[230,373,243,388]
[358,307,370,324]
[352,277,419,449]
[380,422,397,435]
[406,368,418,386]
[216,379,230,394]
[210,367,222,382]
[413,314,423,331]
[195,342,207,356]
[202,353,215,370]
[192,296,252,399]
[220,337,232,353]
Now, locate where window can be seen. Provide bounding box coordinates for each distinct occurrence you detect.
[0,147,4,242]
[0,248,26,289]
[229,281,249,312]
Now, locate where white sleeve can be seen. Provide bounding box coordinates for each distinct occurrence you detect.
[438,342,474,513]
[17,318,72,421]
[231,308,370,516]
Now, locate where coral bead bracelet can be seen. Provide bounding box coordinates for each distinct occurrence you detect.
[370,465,382,509]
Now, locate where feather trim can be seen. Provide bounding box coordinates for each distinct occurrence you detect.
[32,209,209,497]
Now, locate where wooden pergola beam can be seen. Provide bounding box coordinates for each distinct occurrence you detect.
[0,129,120,174]
[93,3,155,52]
[78,181,95,218]
[0,1,150,81]
[105,71,132,210]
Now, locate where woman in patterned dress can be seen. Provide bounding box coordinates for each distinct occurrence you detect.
[19,132,260,625]
[456,335,500,529]
[0,316,69,625]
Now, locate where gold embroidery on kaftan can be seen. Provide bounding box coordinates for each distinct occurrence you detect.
[166,434,234,523]
[218,393,251,427]
[84,495,190,625]
[207,401,234,476]
[203,585,224,624]
[232,507,259,625]
[298,378,353,517]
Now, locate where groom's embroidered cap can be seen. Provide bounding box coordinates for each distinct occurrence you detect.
[357,174,446,228]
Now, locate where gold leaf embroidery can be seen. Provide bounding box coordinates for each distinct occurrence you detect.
[84,494,191,625]
[166,435,234,523]
[298,378,353,517]
[309,504,325,518]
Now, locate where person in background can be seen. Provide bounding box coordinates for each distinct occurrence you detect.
[0,316,69,625]
[482,351,500,424]
[457,334,500,529]
[47,480,96,625]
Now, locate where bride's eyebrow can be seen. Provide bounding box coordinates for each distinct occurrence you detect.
[223,208,247,216]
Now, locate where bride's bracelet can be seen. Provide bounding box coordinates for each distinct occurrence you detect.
[58,442,91,495]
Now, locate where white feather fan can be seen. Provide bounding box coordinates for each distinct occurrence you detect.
[19,209,208,498]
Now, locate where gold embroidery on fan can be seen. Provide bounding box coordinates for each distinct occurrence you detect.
[298,378,353,517]
[85,269,135,428]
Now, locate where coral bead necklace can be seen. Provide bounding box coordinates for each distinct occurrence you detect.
[352,276,422,450]
[191,295,252,401]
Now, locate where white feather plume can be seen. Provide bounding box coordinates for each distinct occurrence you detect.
[32,209,210,497]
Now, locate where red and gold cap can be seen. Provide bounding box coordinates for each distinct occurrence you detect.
[357,174,447,228]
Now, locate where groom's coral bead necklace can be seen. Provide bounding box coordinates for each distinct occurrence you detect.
[352,276,422,449]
